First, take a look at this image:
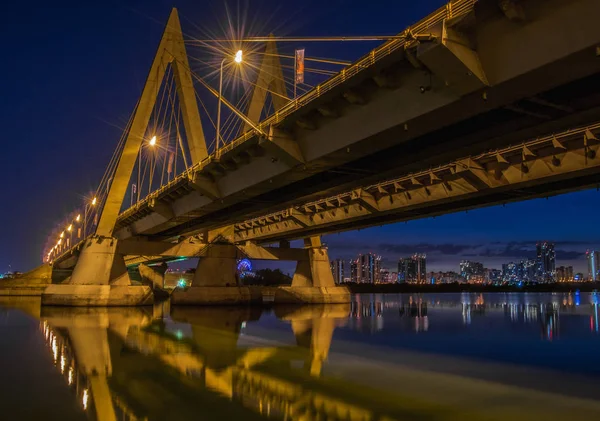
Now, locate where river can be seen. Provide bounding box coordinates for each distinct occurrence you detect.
[1,292,599,420]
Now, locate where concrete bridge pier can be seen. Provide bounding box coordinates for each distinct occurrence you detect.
[171,226,258,305]
[273,237,350,304]
[171,235,349,305]
[42,237,153,306]
[171,241,261,305]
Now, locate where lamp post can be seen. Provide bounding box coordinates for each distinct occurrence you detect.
[216,50,243,154]
[83,197,97,239]
[136,136,157,202]
[148,135,156,195]
[67,224,73,249]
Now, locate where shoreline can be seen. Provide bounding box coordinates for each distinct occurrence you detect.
[344,282,600,294]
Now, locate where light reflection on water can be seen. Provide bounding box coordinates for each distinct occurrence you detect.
[1,292,600,420]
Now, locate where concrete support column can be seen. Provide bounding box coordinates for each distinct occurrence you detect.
[192,244,239,287]
[292,237,335,288]
[171,238,259,305]
[139,263,167,290]
[42,237,153,306]
[71,237,129,286]
[275,236,350,304]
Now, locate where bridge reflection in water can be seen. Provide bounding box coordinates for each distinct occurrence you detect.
[6,294,597,420]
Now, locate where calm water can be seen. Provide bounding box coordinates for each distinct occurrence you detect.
[1,292,600,420]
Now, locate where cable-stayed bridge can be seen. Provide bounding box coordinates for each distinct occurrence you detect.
[17,0,600,305]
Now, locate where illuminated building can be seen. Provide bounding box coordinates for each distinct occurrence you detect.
[330,259,345,284]
[521,259,537,282]
[379,268,390,283]
[536,241,556,282]
[428,271,462,284]
[556,265,574,282]
[587,250,600,281]
[398,254,426,284]
[354,253,381,284]
[502,259,537,284]
[502,262,519,283]
[350,259,358,282]
[459,260,484,283]
[487,269,502,283]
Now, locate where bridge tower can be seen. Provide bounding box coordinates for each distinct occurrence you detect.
[43,8,206,306]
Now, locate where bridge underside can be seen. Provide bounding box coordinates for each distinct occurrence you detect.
[44,0,600,306]
[108,0,600,246]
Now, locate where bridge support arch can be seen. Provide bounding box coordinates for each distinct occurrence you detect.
[171,232,349,305]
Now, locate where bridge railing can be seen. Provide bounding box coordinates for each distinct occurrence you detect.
[215,0,477,158]
[116,0,477,225]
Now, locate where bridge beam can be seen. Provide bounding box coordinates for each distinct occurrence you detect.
[259,126,305,166]
[416,18,488,95]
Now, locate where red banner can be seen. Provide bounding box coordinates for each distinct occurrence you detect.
[295,49,305,84]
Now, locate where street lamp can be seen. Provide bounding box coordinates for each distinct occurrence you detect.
[83,197,97,239]
[136,136,157,203]
[67,224,73,248]
[148,136,157,195]
[216,50,243,153]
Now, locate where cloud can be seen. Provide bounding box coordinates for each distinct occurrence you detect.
[324,238,595,272]
[378,243,479,256]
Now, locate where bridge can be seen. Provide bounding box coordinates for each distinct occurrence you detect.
[15,0,600,305]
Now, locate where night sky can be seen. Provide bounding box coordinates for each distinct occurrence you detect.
[2,0,599,274]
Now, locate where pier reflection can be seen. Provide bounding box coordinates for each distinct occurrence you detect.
[39,304,391,421]
[1,292,599,421]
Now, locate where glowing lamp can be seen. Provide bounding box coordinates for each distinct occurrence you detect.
[234,50,243,63]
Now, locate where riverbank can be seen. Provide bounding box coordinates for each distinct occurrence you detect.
[345,282,600,294]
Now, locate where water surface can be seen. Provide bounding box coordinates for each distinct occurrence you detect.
[1,292,599,420]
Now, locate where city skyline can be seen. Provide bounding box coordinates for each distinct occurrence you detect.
[331,239,598,283]
[325,218,600,274]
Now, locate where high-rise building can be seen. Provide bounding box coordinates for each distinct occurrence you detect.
[521,259,537,282]
[379,269,394,284]
[330,259,345,284]
[502,259,538,283]
[487,269,502,283]
[502,262,519,283]
[459,260,485,282]
[398,254,426,283]
[536,242,556,282]
[587,250,600,281]
[350,253,381,283]
[350,259,358,283]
